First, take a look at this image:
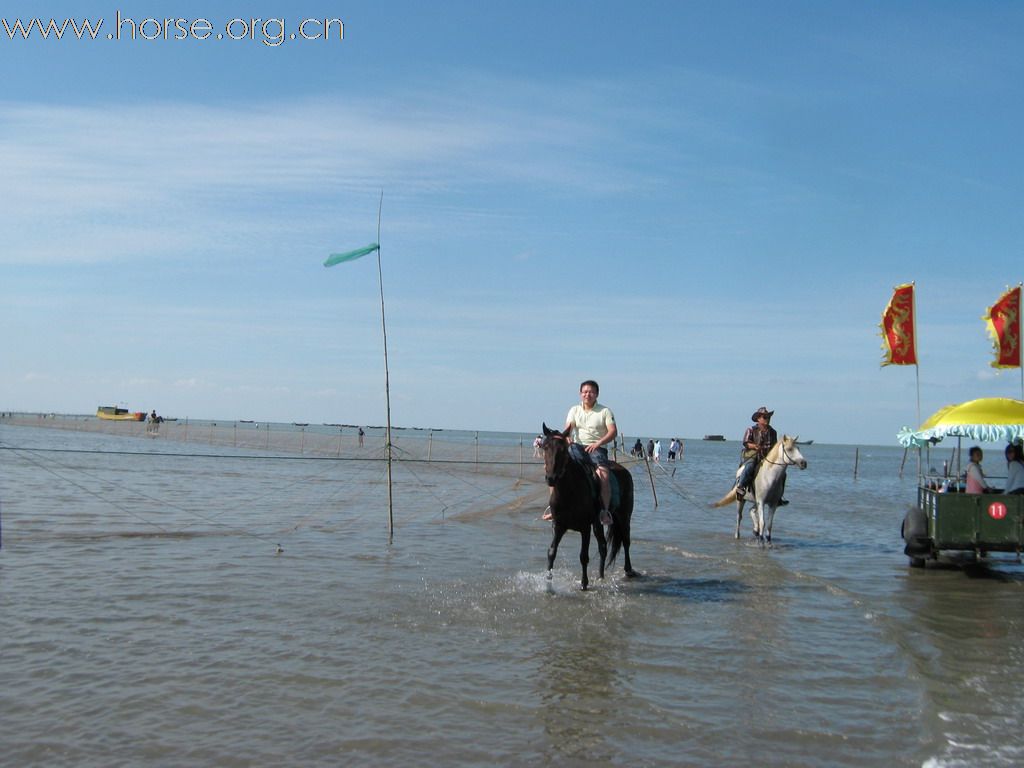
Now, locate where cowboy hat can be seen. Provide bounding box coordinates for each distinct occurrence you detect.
[751,406,774,422]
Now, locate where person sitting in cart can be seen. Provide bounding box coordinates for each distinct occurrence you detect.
[964,446,997,494]
[1004,443,1024,495]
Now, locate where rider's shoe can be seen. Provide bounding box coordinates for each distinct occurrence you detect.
[599,509,612,526]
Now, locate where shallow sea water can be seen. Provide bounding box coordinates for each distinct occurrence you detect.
[3,422,1024,767]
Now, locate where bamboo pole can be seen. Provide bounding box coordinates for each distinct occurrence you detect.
[375,191,394,539]
[644,453,658,508]
[854,447,860,480]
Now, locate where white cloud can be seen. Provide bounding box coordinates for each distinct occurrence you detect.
[0,80,651,266]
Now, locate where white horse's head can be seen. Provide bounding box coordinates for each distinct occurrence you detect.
[779,435,808,469]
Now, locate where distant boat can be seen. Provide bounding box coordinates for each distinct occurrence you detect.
[97,406,145,421]
[702,434,726,441]
[795,439,814,445]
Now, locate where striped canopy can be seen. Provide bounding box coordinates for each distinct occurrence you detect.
[897,397,1024,447]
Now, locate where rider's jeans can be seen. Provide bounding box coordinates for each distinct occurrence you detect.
[737,458,757,490]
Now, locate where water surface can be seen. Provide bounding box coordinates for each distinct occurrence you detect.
[3,424,1023,767]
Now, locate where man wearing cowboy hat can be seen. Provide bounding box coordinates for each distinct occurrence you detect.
[736,406,787,503]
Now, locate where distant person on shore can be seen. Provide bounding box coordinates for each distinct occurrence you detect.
[631,439,644,458]
[653,440,662,462]
[358,427,365,447]
[533,435,543,459]
[647,439,654,460]
[1005,444,1024,495]
[964,446,995,494]
[667,438,679,461]
[543,379,617,524]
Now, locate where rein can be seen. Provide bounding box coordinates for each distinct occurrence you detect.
[760,442,797,467]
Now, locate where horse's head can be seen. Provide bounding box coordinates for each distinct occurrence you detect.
[780,435,808,469]
[541,422,573,486]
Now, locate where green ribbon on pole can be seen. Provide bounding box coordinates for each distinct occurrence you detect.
[324,243,380,268]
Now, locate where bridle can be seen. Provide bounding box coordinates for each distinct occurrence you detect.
[542,434,570,486]
[761,438,806,468]
[761,441,801,467]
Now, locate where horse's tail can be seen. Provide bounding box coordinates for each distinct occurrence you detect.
[607,468,632,565]
[711,486,738,508]
[608,517,623,565]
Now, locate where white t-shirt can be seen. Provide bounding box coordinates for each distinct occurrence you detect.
[566,403,615,447]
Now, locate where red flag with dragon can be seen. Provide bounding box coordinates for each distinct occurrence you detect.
[983,285,1021,369]
[880,283,917,366]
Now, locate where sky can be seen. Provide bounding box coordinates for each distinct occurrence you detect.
[2,0,1023,445]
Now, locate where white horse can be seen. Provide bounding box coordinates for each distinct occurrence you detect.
[711,435,808,545]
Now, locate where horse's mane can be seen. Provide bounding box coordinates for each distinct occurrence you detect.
[764,434,794,463]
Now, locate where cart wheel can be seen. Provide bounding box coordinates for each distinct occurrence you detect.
[909,556,926,568]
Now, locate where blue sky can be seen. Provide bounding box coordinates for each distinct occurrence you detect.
[2,1,1023,445]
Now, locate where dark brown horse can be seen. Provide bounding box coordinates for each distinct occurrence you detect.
[541,423,636,590]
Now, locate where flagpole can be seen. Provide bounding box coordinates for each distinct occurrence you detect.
[1018,283,1023,400]
[375,189,394,540]
[911,282,921,426]
[910,281,922,478]
[915,362,923,479]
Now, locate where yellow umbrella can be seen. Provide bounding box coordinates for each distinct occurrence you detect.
[898,397,1024,447]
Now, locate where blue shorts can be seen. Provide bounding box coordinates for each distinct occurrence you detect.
[570,443,609,467]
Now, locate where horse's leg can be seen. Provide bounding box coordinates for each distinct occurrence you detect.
[735,498,745,539]
[593,521,608,581]
[578,527,591,590]
[622,517,635,577]
[749,501,762,540]
[617,473,636,576]
[763,503,776,547]
[547,526,567,579]
[756,502,770,547]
